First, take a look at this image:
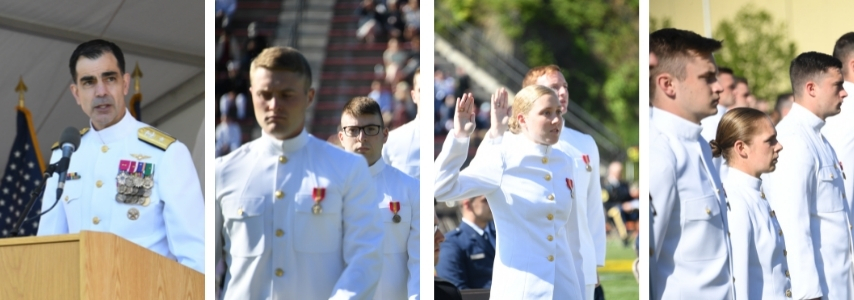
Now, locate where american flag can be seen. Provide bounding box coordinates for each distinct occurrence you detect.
[0,106,45,237]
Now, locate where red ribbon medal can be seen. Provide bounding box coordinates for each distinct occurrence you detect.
[582,155,592,172]
[390,201,401,223]
[312,188,325,214]
[566,178,575,199]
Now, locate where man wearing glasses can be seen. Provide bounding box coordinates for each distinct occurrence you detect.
[338,96,420,300]
[215,47,383,299]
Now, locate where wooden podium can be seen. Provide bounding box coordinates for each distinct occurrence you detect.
[0,231,203,299]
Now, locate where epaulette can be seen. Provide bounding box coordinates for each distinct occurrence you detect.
[51,127,89,150]
[138,127,176,151]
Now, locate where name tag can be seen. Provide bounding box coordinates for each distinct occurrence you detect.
[470,253,485,260]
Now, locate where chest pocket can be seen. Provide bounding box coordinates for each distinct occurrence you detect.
[381,204,412,254]
[293,192,343,253]
[680,195,726,261]
[60,181,84,231]
[221,197,266,257]
[815,165,845,213]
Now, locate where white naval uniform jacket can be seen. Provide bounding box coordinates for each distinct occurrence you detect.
[382,119,420,179]
[435,132,583,300]
[823,81,854,245]
[762,103,854,299]
[484,127,606,288]
[649,107,733,300]
[369,160,420,300]
[723,168,792,299]
[37,110,205,273]
[215,130,383,300]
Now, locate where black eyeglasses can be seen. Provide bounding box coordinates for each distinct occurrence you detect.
[341,125,382,137]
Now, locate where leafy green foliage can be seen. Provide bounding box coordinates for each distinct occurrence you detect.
[713,5,797,101]
[436,0,640,148]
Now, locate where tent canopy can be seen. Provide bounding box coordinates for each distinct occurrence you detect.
[0,0,204,169]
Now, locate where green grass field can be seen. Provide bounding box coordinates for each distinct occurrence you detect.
[598,238,639,299]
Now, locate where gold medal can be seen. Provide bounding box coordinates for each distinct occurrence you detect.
[390,201,401,223]
[582,155,592,172]
[312,187,325,215]
[141,197,150,207]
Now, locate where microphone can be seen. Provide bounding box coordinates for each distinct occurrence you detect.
[55,127,81,199]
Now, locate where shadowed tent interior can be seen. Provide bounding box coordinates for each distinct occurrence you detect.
[0,0,204,182]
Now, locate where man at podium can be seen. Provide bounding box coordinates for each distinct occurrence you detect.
[36,40,205,274]
[215,47,384,299]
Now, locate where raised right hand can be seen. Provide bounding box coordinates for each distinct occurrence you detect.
[453,93,476,138]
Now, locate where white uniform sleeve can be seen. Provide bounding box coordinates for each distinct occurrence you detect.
[407,180,420,300]
[215,156,224,271]
[330,160,384,299]
[727,193,753,300]
[157,142,205,273]
[434,136,502,202]
[37,150,68,235]
[587,145,606,266]
[763,141,822,299]
[649,142,677,262]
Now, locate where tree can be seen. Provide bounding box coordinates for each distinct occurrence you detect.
[713,5,797,101]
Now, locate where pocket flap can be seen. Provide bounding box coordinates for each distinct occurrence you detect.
[221,196,265,218]
[684,195,720,221]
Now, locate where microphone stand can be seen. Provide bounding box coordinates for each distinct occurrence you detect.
[8,163,57,237]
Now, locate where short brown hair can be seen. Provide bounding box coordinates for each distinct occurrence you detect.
[709,107,770,161]
[341,96,383,126]
[522,65,561,88]
[250,46,313,91]
[789,52,842,96]
[508,85,558,134]
[650,28,722,97]
[833,32,854,73]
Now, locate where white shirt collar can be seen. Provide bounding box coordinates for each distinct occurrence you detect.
[368,158,386,176]
[461,218,485,236]
[651,107,703,141]
[788,102,825,133]
[260,129,309,155]
[89,109,136,144]
[725,167,762,192]
[506,130,553,157]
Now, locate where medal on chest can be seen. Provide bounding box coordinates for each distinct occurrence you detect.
[312,187,325,214]
[582,154,592,172]
[390,201,401,223]
[840,162,847,180]
[566,178,575,199]
[116,159,153,206]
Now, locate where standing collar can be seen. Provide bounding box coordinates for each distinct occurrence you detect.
[89,109,137,144]
[368,158,386,176]
[651,107,703,141]
[725,167,762,192]
[260,129,309,155]
[788,102,825,133]
[506,130,552,157]
[461,218,485,236]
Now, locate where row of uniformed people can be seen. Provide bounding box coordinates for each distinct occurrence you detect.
[650,28,854,299]
[216,47,420,299]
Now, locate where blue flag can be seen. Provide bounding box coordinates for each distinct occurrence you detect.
[0,106,46,236]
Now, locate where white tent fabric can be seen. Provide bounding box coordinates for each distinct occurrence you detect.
[0,0,204,171]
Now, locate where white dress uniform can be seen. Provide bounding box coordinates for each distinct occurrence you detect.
[37,110,204,273]
[649,107,733,299]
[215,130,384,300]
[369,159,420,300]
[700,104,726,143]
[822,81,854,240]
[435,132,582,300]
[762,102,854,299]
[723,168,792,299]
[523,127,604,299]
[382,119,420,179]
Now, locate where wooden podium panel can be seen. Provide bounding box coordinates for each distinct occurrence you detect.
[0,231,202,300]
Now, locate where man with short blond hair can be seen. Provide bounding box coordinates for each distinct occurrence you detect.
[216,46,383,299]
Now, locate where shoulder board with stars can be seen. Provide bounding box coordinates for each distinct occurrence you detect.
[138,127,176,151]
[51,127,89,150]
